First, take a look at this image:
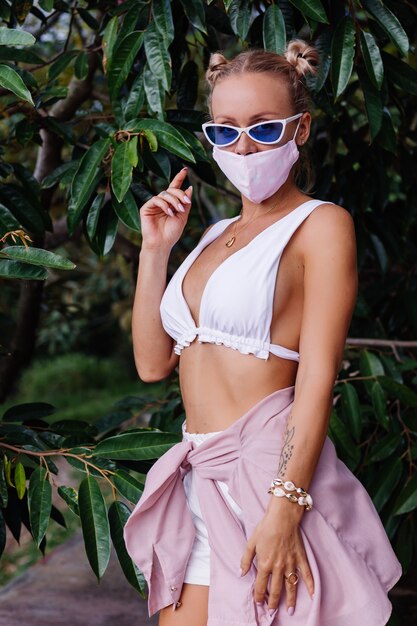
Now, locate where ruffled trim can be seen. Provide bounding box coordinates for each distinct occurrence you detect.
[173,330,198,355]
[174,326,270,360]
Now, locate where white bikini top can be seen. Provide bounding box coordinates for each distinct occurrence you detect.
[160,199,333,362]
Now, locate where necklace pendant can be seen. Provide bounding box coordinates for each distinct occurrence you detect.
[225,236,236,247]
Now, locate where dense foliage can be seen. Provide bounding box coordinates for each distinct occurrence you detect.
[0,0,416,616]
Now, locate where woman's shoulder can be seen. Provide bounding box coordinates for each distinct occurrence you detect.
[302,199,356,258]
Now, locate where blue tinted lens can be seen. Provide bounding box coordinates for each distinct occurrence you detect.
[205,125,239,145]
[249,121,284,143]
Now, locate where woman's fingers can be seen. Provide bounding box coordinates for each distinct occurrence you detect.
[266,567,284,612]
[239,537,256,577]
[253,566,270,605]
[183,184,193,203]
[283,565,298,615]
[158,190,187,213]
[169,166,189,189]
[297,555,315,599]
[151,197,178,217]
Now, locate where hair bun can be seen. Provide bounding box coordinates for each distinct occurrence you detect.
[285,39,320,77]
[205,52,229,87]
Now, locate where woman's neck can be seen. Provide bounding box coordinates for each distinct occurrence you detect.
[239,178,300,222]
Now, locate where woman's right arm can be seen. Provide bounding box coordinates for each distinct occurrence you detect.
[132,167,193,382]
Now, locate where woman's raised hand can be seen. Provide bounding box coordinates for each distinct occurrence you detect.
[139,167,193,250]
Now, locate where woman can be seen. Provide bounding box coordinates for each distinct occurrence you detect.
[123,41,402,626]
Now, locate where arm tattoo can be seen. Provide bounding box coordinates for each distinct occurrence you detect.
[277,410,295,478]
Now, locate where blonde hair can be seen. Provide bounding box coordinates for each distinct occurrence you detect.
[204,40,320,193]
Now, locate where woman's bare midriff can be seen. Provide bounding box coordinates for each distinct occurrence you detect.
[178,218,306,433]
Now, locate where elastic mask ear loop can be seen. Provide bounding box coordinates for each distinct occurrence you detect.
[292,116,302,142]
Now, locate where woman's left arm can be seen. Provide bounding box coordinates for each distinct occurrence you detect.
[240,203,358,613]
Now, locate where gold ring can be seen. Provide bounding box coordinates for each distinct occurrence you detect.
[284,571,299,585]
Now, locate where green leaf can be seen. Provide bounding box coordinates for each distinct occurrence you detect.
[14,461,26,499]
[111,141,133,203]
[107,31,144,101]
[67,138,111,235]
[64,448,116,477]
[371,381,389,430]
[0,465,8,508]
[0,64,34,105]
[39,0,53,11]
[372,457,403,512]
[392,475,417,515]
[0,260,48,280]
[124,73,145,123]
[78,8,99,31]
[358,31,383,89]
[228,0,252,40]
[376,109,397,153]
[288,0,329,24]
[92,431,182,461]
[329,410,360,469]
[357,65,383,140]
[108,501,146,594]
[93,201,119,257]
[152,0,174,46]
[143,62,166,120]
[78,475,111,580]
[0,47,44,64]
[86,192,105,240]
[367,432,402,463]
[0,27,36,46]
[263,5,286,54]
[378,376,417,407]
[359,349,385,396]
[331,15,356,100]
[41,161,80,189]
[381,51,417,96]
[2,402,56,422]
[112,469,143,503]
[144,21,172,92]
[102,16,119,75]
[174,126,209,162]
[128,135,138,167]
[340,382,362,441]
[0,184,46,234]
[0,246,75,270]
[57,486,80,516]
[0,202,20,230]
[28,465,52,547]
[142,144,171,180]
[112,189,141,233]
[74,52,89,80]
[179,0,207,34]
[362,0,409,56]
[142,129,158,152]
[128,118,195,162]
[48,50,78,81]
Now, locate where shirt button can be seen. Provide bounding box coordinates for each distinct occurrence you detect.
[175,601,182,608]
[170,586,177,591]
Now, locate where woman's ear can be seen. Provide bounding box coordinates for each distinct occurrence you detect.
[297,112,311,145]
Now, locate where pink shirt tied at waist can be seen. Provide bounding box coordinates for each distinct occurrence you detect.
[123,385,402,626]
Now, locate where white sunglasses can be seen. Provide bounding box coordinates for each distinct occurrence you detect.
[202,112,303,147]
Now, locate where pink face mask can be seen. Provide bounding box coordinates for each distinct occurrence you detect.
[212,119,301,204]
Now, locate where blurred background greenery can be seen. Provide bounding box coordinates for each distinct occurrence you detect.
[0,1,417,624]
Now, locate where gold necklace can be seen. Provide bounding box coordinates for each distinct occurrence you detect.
[225,200,282,247]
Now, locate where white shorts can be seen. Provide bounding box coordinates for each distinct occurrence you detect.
[182,421,245,586]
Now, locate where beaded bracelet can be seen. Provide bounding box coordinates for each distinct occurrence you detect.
[268,478,313,511]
